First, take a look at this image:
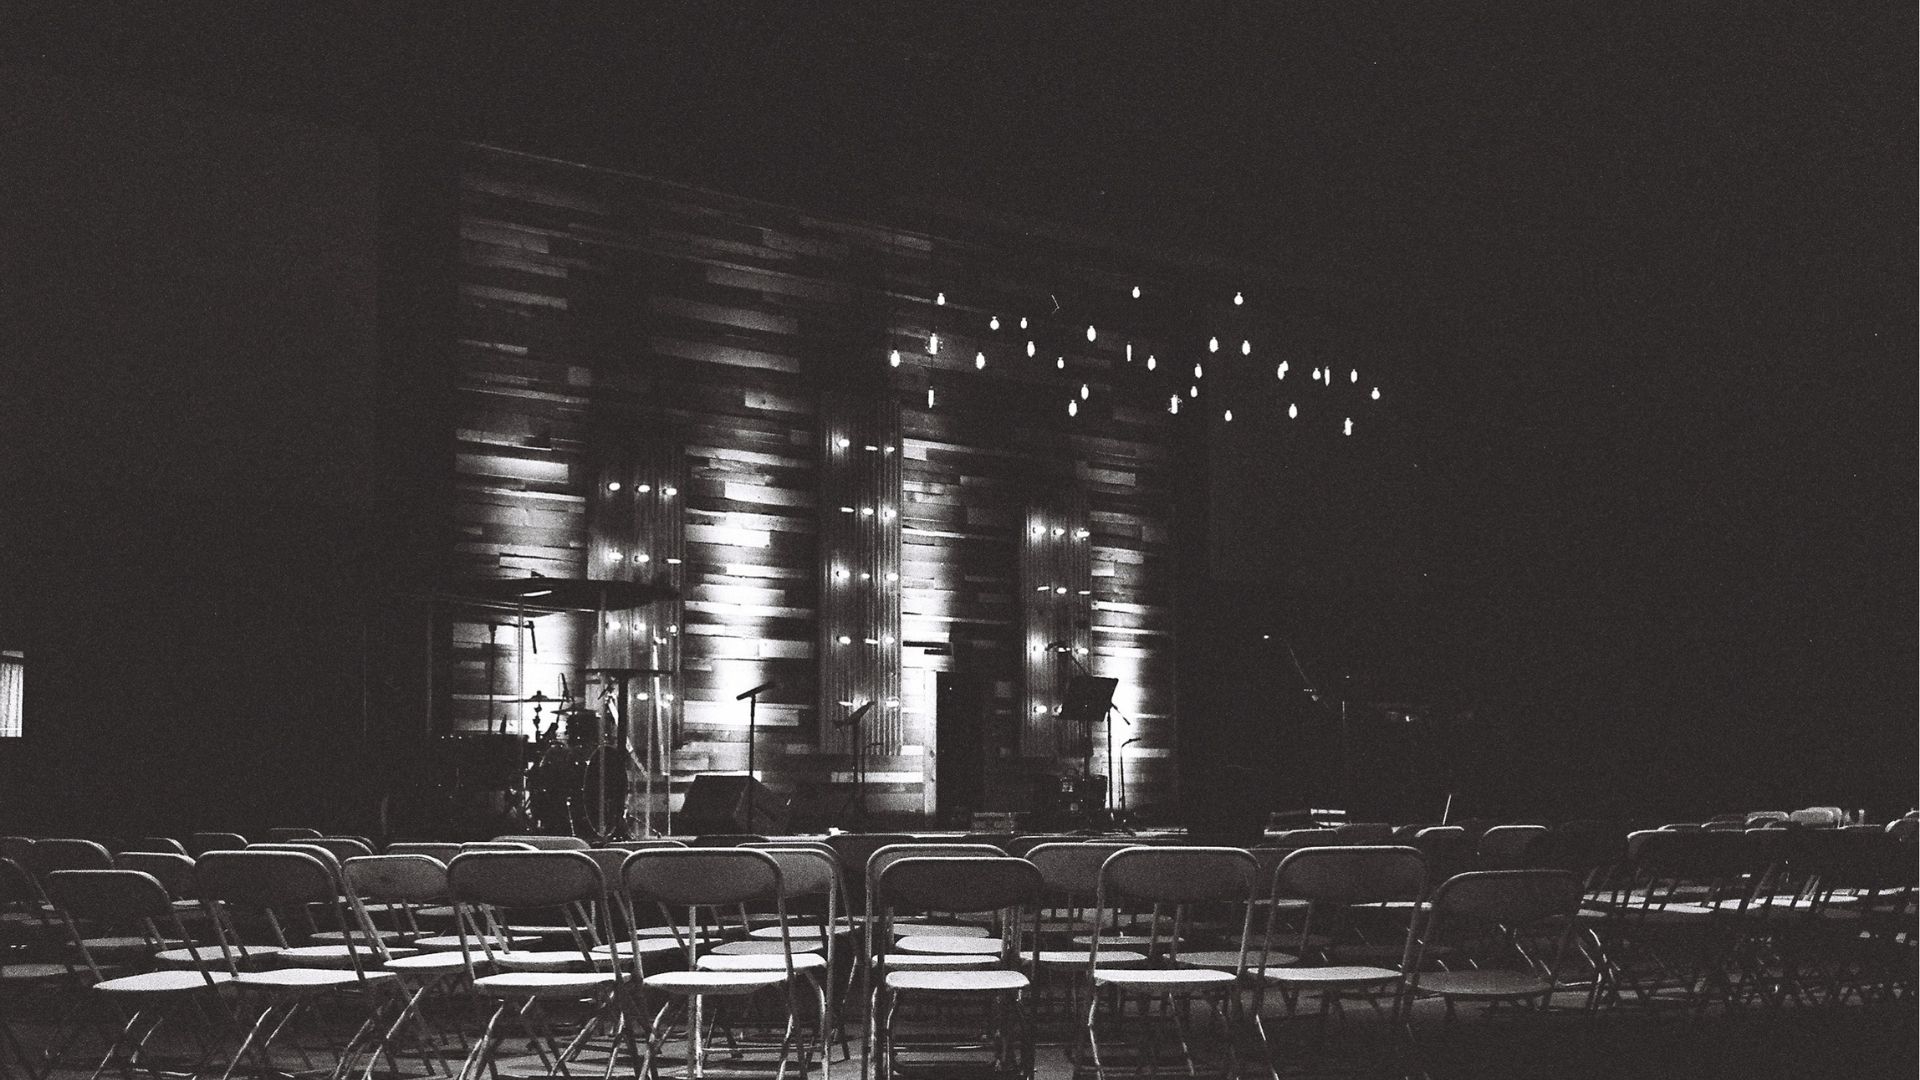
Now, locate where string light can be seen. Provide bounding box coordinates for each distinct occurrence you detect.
[1371,387,1381,400]
[1055,357,1064,370]
[1224,409,1234,422]
[927,332,939,354]
[1242,340,1252,356]
[975,352,986,370]
[1026,341,1036,357]
[1125,343,1133,361]
[881,506,896,520]
[927,387,935,408]
[1188,384,1198,398]
[1350,369,1359,383]
[1288,403,1298,419]
[662,486,677,498]
[1146,355,1157,371]
[1193,363,1203,379]
[1029,524,1044,538]
[1233,291,1244,305]
[1019,316,1028,330]
[885,571,899,582]
[889,349,901,367]
[1079,383,1090,400]
[832,567,849,580]
[1086,325,1097,342]
[638,484,652,493]
[1209,336,1219,353]
[1067,400,1078,417]
[860,506,875,517]
[1051,527,1066,537]
[837,635,852,645]
[1074,528,1090,539]
[1131,285,1141,298]
[1277,361,1288,379]
[1344,417,1354,436]
[634,552,650,564]
[989,316,1000,330]
[1311,367,1321,381]
[1169,395,1180,414]
[935,292,946,305]
[608,549,622,562]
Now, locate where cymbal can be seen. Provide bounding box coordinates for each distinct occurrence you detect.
[443,577,678,612]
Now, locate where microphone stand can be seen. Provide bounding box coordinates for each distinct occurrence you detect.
[1052,644,1132,827]
[736,682,778,830]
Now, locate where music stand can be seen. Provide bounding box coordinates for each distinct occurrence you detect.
[1062,675,1119,817]
[831,702,875,827]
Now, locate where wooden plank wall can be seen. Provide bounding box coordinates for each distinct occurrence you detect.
[447,144,1198,822]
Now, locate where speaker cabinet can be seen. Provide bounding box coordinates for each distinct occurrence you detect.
[679,775,790,834]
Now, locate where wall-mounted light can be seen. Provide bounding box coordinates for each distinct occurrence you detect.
[662,486,677,498]
[927,333,939,354]
[606,481,621,492]
[836,436,851,449]
[889,350,901,367]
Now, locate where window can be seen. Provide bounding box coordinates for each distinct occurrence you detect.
[0,652,21,738]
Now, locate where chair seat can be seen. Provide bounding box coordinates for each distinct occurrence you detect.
[1263,964,1401,988]
[276,945,420,969]
[1415,970,1554,1000]
[645,970,788,996]
[1173,949,1297,971]
[634,925,725,940]
[894,923,990,938]
[887,969,1029,993]
[79,935,160,955]
[1070,934,1165,948]
[1092,967,1237,991]
[590,939,685,958]
[307,929,412,945]
[412,934,540,952]
[472,971,616,998]
[709,939,825,956]
[876,953,999,969]
[94,970,235,994]
[0,963,73,982]
[1036,949,1148,967]
[895,935,1004,955]
[489,950,592,972]
[154,944,283,968]
[747,923,853,941]
[384,952,475,974]
[697,952,829,973]
[235,968,395,991]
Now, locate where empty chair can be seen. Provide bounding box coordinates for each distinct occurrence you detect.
[623,847,811,1078]
[1082,847,1261,1080]
[869,855,1043,1080]
[25,839,114,883]
[384,842,462,864]
[42,870,234,1079]
[1403,869,1585,1019]
[444,850,628,1080]
[1254,846,1426,1032]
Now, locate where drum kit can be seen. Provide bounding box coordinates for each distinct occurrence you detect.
[417,576,679,841]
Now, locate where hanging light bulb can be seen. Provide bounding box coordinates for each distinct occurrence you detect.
[1371,387,1381,400]
[1288,403,1298,419]
[1194,363,1204,379]
[1209,336,1219,353]
[1223,409,1234,422]
[935,292,946,305]
[975,352,986,370]
[1055,357,1064,370]
[1019,316,1028,330]
[1242,340,1252,356]
[889,349,901,367]
[1277,361,1288,379]
[1146,355,1157,371]
[1188,384,1199,398]
[1086,325,1097,342]
[1131,285,1141,298]
[1026,340,1036,357]
[1344,417,1354,436]
[1233,291,1245,305]
[1067,400,1078,417]
[1079,383,1090,400]
[1168,395,1180,414]
[989,315,1000,330]
[1350,368,1359,383]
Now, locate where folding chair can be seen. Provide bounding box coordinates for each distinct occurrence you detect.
[1476,825,1551,870]
[869,856,1042,1080]
[1403,869,1584,1021]
[1082,847,1259,1080]
[42,869,234,1080]
[622,847,810,1079]
[443,850,628,1080]
[192,849,399,1080]
[491,835,591,851]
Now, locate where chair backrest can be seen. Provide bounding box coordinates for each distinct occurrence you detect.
[45,868,176,923]
[114,851,196,898]
[311,837,376,861]
[865,842,1007,886]
[0,837,34,863]
[26,838,114,879]
[263,827,323,842]
[604,839,690,852]
[197,849,341,909]
[343,854,450,905]
[823,832,916,873]
[1005,833,1082,858]
[1271,845,1426,905]
[446,850,604,908]
[1099,846,1258,907]
[689,833,773,848]
[246,843,344,876]
[745,845,840,898]
[1026,841,1135,897]
[1428,869,1583,925]
[459,841,538,852]
[1477,824,1550,870]
[1410,826,1474,884]
[187,832,248,857]
[873,856,1041,916]
[1262,828,1339,851]
[0,857,47,910]
[490,834,590,851]
[1406,869,1585,995]
[621,847,783,908]
[121,836,189,856]
[385,842,463,863]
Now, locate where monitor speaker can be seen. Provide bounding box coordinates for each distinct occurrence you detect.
[679,775,790,834]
